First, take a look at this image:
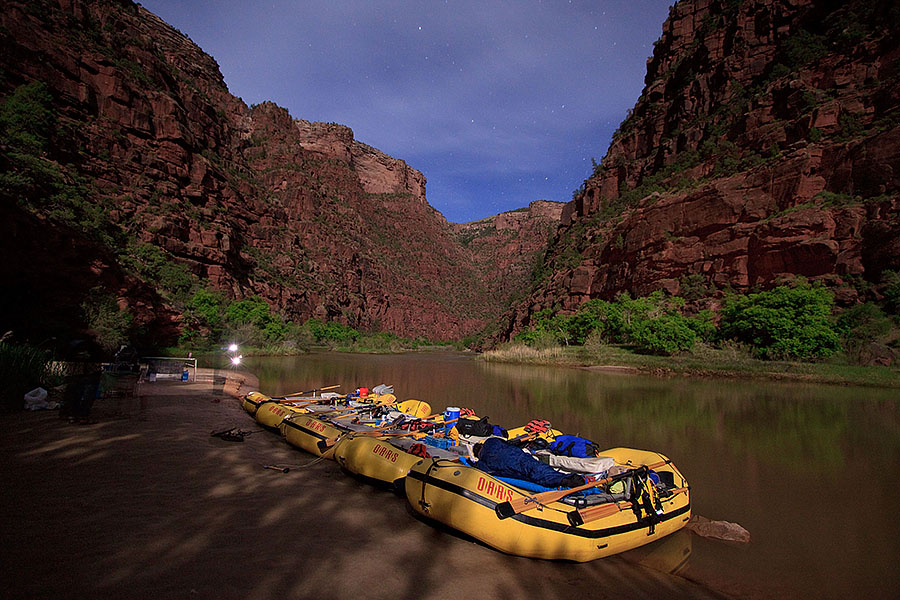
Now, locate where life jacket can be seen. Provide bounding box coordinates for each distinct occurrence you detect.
[524,419,551,434]
[548,435,601,458]
[408,442,431,458]
[398,418,433,432]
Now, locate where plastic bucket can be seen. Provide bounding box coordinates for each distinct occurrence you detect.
[444,407,460,434]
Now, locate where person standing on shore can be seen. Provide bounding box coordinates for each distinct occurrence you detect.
[63,339,103,424]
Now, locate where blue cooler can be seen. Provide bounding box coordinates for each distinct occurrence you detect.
[444,407,460,434]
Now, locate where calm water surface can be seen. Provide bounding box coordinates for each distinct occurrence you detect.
[239,352,900,600]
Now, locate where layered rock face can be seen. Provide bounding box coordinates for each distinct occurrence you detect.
[0,0,500,341]
[453,201,564,316]
[504,0,900,336]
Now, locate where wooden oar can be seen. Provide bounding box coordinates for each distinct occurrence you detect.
[275,384,340,399]
[566,486,688,526]
[272,395,346,407]
[318,397,396,416]
[494,460,668,519]
[506,431,539,444]
[317,415,406,451]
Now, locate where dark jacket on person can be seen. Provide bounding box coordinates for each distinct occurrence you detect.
[474,437,579,488]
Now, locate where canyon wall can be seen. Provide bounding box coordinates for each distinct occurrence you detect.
[0,0,510,342]
[502,0,900,337]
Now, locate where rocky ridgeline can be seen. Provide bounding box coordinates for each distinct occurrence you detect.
[0,0,554,341]
[453,201,564,315]
[502,0,900,337]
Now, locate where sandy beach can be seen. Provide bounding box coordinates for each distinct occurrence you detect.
[0,369,725,600]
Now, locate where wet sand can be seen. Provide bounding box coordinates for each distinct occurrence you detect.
[0,370,728,600]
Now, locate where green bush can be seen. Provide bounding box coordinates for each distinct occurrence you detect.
[225,295,286,344]
[686,309,717,341]
[304,318,360,345]
[836,302,894,363]
[188,288,225,329]
[882,270,900,315]
[122,243,195,302]
[719,281,840,360]
[0,81,62,203]
[514,292,709,355]
[628,313,697,355]
[783,30,828,68]
[0,81,55,154]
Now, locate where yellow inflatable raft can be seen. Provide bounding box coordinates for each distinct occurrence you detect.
[404,447,690,562]
[242,391,272,416]
[280,399,430,459]
[281,412,346,458]
[255,400,310,428]
[333,433,461,489]
[333,417,563,489]
[242,391,345,428]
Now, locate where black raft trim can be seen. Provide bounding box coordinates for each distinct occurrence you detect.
[407,468,690,540]
[281,417,334,442]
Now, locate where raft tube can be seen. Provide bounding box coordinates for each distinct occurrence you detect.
[281,413,346,458]
[255,401,309,429]
[404,447,691,562]
[242,391,271,416]
[333,434,460,489]
[279,400,431,459]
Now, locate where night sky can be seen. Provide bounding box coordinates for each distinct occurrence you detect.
[140,0,672,224]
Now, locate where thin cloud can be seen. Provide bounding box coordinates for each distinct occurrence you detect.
[141,0,671,223]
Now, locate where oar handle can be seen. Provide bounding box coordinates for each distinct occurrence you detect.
[279,384,341,399]
[494,459,668,519]
[322,397,395,414]
[567,486,688,526]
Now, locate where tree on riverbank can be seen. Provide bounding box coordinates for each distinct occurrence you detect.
[176,289,449,353]
[512,279,897,364]
[514,291,712,356]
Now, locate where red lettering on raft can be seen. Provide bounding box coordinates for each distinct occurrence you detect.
[372,444,399,462]
[304,418,326,432]
[476,476,513,501]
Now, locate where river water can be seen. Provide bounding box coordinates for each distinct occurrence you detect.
[240,351,900,600]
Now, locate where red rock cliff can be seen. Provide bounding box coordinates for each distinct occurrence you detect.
[0,0,493,342]
[503,0,900,338]
[453,201,564,322]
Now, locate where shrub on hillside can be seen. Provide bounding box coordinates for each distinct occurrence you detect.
[836,302,894,363]
[81,290,133,353]
[628,313,697,355]
[304,318,360,346]
[224,296,287,345]
[718,281,840,360]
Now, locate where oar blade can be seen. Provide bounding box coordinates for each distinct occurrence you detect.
[567,501,628,527]
[494,459,669,518]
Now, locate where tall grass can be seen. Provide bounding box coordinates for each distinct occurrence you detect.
[481,340,900,388]
[0,342,56,410]
[482,343,570,364]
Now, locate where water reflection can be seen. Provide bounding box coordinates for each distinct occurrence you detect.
[243,352,900,600]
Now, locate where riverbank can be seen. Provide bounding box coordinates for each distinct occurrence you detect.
[0,368,727,599]
[481,343,900,388]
